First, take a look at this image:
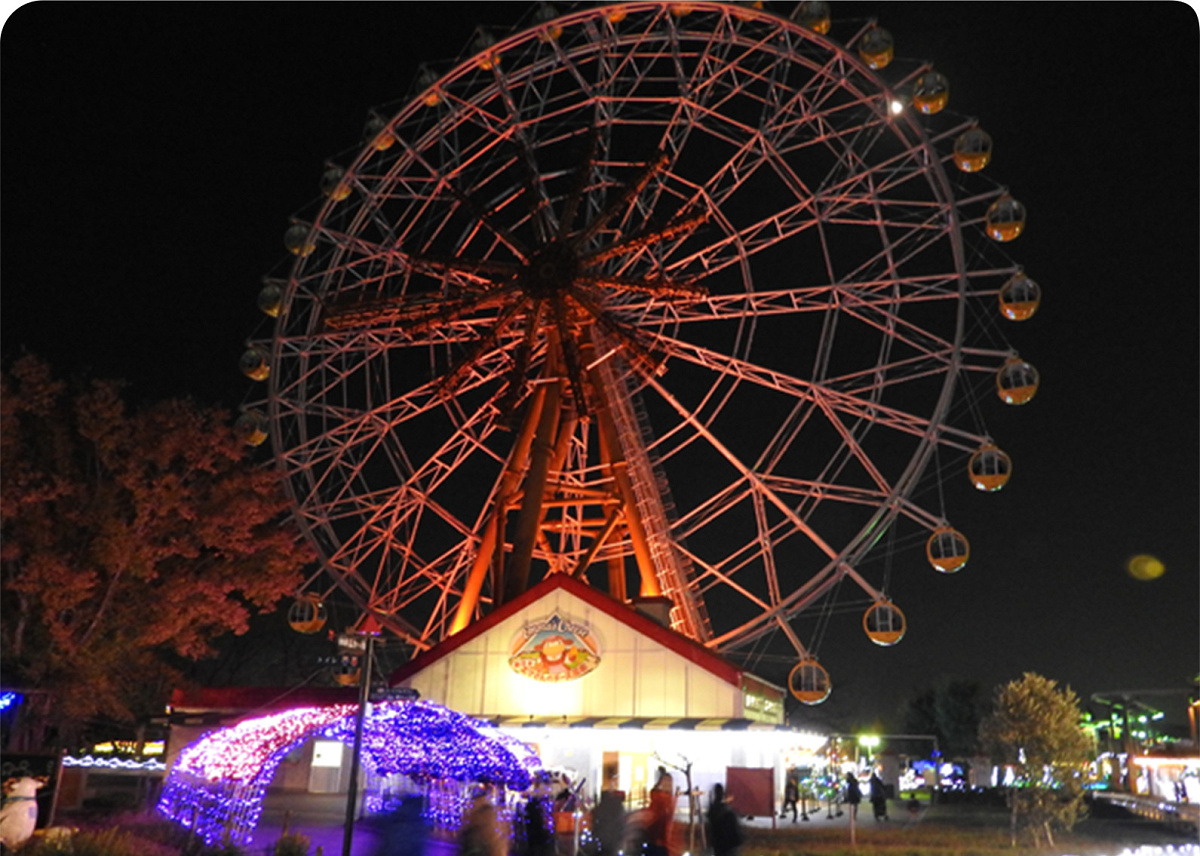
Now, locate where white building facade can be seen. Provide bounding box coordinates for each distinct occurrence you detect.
[389,574,824,809]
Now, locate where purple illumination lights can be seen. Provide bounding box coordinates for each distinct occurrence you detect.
[157,700,542,846]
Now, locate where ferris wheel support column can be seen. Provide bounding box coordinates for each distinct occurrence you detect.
[449,383,549,635]
[503,359,565,605]
[581,338,663,599]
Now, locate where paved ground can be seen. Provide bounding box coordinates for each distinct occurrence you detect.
[249,792,1198,856]
[251,792,919,856]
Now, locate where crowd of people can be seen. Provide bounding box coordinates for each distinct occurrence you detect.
[376,765,892,856]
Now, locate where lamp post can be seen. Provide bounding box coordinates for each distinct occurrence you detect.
[858,734,881,766]
[341,614,382,856]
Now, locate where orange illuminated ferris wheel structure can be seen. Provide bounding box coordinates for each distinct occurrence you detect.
[241,1,1042,704]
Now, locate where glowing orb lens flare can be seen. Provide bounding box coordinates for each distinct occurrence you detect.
[1127,554,1165,580]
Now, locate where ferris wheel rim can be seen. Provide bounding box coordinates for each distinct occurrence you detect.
[253,1,1026,669]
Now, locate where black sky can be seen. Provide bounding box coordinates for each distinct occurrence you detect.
[3,2,1197,728]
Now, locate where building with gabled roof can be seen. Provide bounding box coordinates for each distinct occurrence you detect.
[157,574,829,815]
[387,573,824,806]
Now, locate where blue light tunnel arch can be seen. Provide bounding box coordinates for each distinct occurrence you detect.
[157,700,543,846]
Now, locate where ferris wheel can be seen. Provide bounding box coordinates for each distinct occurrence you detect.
[241,1,1040,704]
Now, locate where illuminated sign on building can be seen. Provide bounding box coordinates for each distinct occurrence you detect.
[742,675,785,724]
[508,612,600,682]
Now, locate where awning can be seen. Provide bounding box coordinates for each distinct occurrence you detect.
[480,715,807,732]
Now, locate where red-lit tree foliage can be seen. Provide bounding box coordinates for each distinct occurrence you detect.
[0,355,313,747]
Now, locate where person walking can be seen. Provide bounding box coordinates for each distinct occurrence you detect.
[367,794,429,856]
[780,778,799,823]
[644,769,676,856]
[460,792,508,856]
[591,789,627,856]
[843,772,862,821]
[522,781,555,856]
[706,784,743,856]
[869,771,888,821]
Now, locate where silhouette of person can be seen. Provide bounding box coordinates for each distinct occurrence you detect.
[368,794,429,856]
[781,778,799,822]
[460,792,507,856]
[644,769,675,856]
[869,771,888,821]
[523,780,554,856]
[591,789,627,856]
[843,772,862,821]
[707,784,743,856]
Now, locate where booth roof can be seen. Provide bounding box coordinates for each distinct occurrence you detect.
[389,573,743,688]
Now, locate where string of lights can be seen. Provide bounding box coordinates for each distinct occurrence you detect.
[62,755,166,771]
[156,700,543,846]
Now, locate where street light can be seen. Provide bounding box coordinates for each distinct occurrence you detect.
[858,735,881,765]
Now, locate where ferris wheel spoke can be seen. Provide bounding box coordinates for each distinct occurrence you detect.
[437,299,528,396]
[821,298,958,372]
[812,221,957,304]
[689,557,776,625]
[662,196,819,279]
[811,398,894,496]
[306,223,508,297]
[490,64,559,243]
[577,270,707,300]
[675,505,849,650]
[768,97,886,170]
[276,360,514,477]
[643,372,844,560]
[647,333,952,447]
[292,310,522,350]
[397,136,532,261]
[554,125,600,237]
[317,434,495,578]
[821,353,955,397]
[320,283,520,334]
[667,449,892,559]
[759,474,892,510]
[300,419,484,532]
[582,210,710,268]
[710,566,844,651]
[576,292,668,380]
[619,14,743,221]
[405,252,521,283]
[570,151,669,250]
[607,272,962,330]
[669,477,752,539]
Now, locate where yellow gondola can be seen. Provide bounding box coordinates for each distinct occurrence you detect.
[288,594,327,634]
[998,272,1041,321]
[912,72,949,114]
[789,659,831,705]
[996,356,1039,405]
[926,526,969,573]
[968,443,1011,492]
[862,601,906,646]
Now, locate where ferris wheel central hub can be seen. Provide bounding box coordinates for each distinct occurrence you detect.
[523,242,580,298]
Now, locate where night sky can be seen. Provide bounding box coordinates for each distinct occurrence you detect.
[3,3,1196,728]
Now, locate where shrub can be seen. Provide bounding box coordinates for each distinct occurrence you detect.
[272,831,312,856]
[20,828,141,856]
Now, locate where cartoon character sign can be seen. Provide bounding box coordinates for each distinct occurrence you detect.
[509,613,600,682]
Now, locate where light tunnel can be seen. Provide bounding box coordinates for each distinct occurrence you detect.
[157,700,543,846]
